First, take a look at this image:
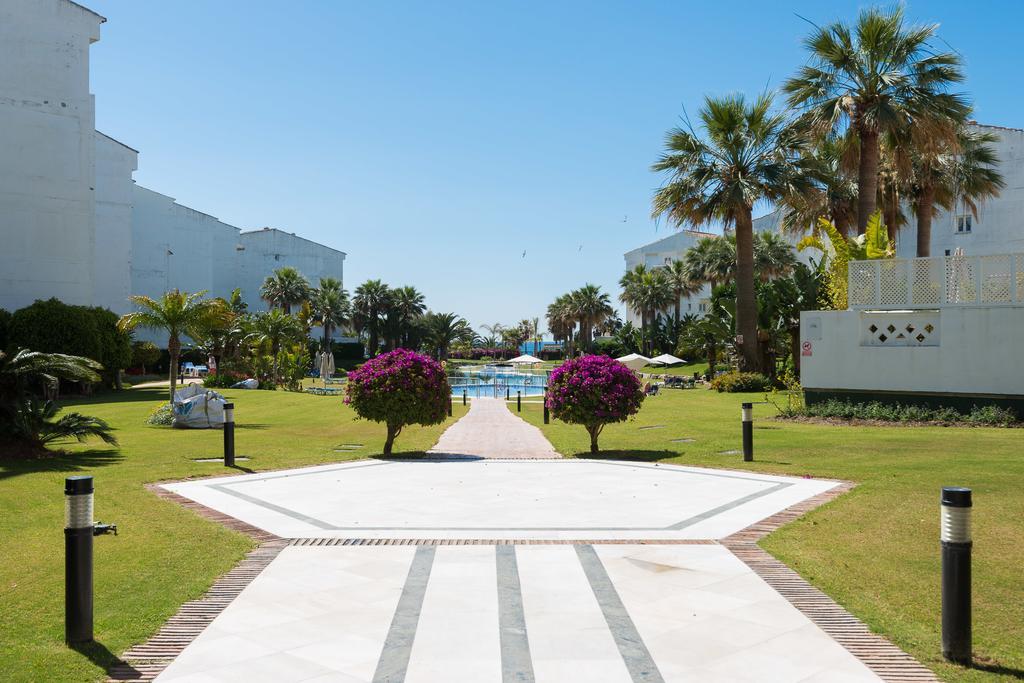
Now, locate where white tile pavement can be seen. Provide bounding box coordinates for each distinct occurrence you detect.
[161,459,841,541]
[155,545,880,682]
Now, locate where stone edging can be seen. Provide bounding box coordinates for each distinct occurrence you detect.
[107,473,938,682]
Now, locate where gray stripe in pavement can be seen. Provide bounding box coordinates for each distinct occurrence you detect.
[496,546,535,683]
[575,544,665,683]
[209,484,338,529]
[373,545,436,683]
[667,481,792,530]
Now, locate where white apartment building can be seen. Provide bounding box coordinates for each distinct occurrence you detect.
[0,0,346,328]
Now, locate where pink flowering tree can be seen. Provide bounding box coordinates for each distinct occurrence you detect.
[345,349,451,455]
[545,355,644,453]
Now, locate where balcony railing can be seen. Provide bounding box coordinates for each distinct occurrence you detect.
[847,253,1024,309]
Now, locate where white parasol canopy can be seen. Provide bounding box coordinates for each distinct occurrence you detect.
[508,354,543,365]
[650,353,686,366]
[615,353,660,371]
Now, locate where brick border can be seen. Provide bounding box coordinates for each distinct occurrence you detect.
[722,481,939,682]
[108,469,938,682]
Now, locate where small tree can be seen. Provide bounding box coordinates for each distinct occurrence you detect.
[131,341,161,375]
[546,355,644,453]
[345,348,450,455]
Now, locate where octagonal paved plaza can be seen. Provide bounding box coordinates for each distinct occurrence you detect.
[162,459,841,541]
[140,404,930,682]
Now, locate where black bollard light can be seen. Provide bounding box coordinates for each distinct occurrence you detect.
[506,386,510,401]
[448,395,453,416]
[223,402,235,467]
[65,477,116,645]
[65,476,94,644]
[463,389,467,406]
[741,402,753,462]
[941,487,972,664]
[517,391,521,412]
[543,392,549,424]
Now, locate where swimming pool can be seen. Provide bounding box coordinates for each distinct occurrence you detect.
[448,364,548,398]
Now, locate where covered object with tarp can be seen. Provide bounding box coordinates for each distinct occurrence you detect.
[172,384,227,429]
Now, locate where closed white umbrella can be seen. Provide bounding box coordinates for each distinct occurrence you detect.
[318,351,335,386]
[615,353,658,372]
[651,353,686,365]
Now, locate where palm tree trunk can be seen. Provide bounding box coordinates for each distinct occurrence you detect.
[884,194,899,245]
[674,297,681,325]
[856,127,880,235]
[790,325,802,378]
[916,186,935,257]
[734,209,761,373]
[168,334,180,404]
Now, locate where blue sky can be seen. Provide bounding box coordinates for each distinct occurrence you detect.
[85,1,1024,333]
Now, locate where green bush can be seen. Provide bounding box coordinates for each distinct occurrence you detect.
[131,341,161,374]
[710,371,770,393]
[7,299,131,389]
[789,399,1018,426]
[203,371,246,388]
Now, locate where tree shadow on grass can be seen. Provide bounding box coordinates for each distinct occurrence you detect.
[59,387,171,407]
[577,449,680,462]
[0,448,123,482]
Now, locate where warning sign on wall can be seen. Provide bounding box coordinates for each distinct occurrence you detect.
[801,341,813,357]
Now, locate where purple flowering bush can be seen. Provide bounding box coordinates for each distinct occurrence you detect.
[545,355,644,453]
[345,349,451,455]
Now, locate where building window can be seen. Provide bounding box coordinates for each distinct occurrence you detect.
[698,303,707,313]
[956,215,972,233]
[944,249,951,256]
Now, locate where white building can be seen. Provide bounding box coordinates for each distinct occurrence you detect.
[895,123,1024,259]
[0,0,346,330]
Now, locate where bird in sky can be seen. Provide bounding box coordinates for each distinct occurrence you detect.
[578,244,583,253]
[522,250,527,258]
[622,215,628,222]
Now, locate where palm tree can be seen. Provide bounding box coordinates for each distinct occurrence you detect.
[0,349,119,452]
[570,284,613,353]
[390,286,426,349]
[530,317,541,356]
[652,94,807,371]
[619,265,673,355]
[781,135,858,237]
[421,312,472,360]
[352,280,391,357]
[909,126,1004,257]
[259,267,310,314]
[546,297,576,357]
[754,232,798,280]
[310,278,350,352]
[665,260,701,324]
[248,309,305,386]
[783,6,969,233]
[118,290,230,402]
[682,237,735,287]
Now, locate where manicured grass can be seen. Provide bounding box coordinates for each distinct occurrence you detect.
[517,390,1023,682]
[0,387,467,683]
[640,361,709,376]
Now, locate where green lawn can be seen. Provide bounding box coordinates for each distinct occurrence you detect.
[517,389,1023,682]
[0,387,467,683]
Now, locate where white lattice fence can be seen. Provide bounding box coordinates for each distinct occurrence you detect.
[848,253,1024,309]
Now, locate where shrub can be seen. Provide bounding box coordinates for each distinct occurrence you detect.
[710,371,769,393]
[345,348,450,455]
[787,399,1018,426]
[131,341,161,374]
[7,299,132,389]
[545,355,644,453]
[147,402,174,426]
[203,371,246,388]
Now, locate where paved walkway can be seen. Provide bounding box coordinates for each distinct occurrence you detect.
[428,397,559,459]
[142,404,926,682]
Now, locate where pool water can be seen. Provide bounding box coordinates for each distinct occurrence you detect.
[448,364,548,398]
